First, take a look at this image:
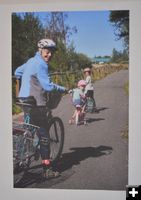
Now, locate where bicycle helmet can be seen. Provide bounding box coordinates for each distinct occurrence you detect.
[37,39,56,49]
[77,80,87,87]
[76,104,81,108]
[84,67,91,73]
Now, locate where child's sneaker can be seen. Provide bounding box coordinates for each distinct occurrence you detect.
[84,119,87,125]
[69,118,74,124]
[43,168,60,179]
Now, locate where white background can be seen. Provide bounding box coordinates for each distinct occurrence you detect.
[0,0,141,200]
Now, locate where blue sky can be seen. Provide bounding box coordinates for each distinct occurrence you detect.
[36,10,124,58]
[65,11,124,58]
[22,10,124,58]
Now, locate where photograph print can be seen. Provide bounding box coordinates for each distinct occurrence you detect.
[12,10,129,190]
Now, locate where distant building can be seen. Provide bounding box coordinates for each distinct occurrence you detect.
[92,57,111,64]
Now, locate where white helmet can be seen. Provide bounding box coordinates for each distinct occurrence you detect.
[37,39,56,49]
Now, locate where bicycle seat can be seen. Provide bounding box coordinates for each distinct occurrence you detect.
[16,96,37,107]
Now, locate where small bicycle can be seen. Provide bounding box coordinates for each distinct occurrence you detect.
[13,91,65,184]
[69,91,97,125]
[74,104,87,126]
[68,90,87,126]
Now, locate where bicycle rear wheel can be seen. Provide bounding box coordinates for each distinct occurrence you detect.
[48,117,64,164]
[13,128,33,185]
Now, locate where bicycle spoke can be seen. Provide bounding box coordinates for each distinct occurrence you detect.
[52,121,59,143]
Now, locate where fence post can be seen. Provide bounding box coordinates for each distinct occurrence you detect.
[15,79,20,97]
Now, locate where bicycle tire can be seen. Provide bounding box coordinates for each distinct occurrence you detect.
[48,117,64,164]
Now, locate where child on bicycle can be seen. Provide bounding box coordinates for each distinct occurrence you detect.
[14,38,66,178]
[69,80,87,124]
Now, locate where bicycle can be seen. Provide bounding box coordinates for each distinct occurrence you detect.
[75,104,87,126]
[68,90,87,126]
[85,90,96,113]
[13,91,65,184]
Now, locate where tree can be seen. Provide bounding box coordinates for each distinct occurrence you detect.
[44,12,77,45]
[111,48,129,63]
[12,13,44,73]
[12,12,91,74]
[109,11,129,51]
[12,13,24,72]
[49,40,69,72]
[43,12,78,72]
[122,49,128,61]
[111,48,119,62]
[73,53,92,70]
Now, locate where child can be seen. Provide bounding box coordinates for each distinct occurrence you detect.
[83,67,96,112]
[83,67,94,97]
[69,80,87,124]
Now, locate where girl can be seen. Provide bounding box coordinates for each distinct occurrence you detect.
[69,80,87,124]
[83,67,96,112]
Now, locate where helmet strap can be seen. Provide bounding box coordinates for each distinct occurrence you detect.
[38,48,42,54]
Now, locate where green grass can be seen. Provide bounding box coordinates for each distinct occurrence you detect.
[12,104,22,114]
[122,81,129,139]
[121,125,128,139]
[12,63,129,114]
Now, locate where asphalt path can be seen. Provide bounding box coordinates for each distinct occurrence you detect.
[14,69,128,191]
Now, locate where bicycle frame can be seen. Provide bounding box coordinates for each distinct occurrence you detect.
[13,101,64,172]
[13,106,51,166]
[13,120,40,168]
[13,80,65,185]
[74,104,87,125]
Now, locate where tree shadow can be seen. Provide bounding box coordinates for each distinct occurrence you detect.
[86,117,105,123]
[55,145,113,172]
[14,145,113,188]
[14,165,42,188]
[94,107,109,113]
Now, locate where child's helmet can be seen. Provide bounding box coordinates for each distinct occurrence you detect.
[38,39,56,49]
[76,104,81,108]
[84,67,91,73]
[77,80,87,87]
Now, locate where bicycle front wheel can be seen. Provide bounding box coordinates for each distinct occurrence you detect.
[48,117,64,164]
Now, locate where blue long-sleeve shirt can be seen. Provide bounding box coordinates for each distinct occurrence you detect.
[15,52,65,105]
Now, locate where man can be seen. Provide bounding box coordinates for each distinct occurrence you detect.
[15,38,66,178]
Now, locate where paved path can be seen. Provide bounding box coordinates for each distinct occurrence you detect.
[14,69,128,190]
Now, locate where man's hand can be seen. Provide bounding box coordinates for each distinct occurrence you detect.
[64,88,70,94]
[68,89,73,94]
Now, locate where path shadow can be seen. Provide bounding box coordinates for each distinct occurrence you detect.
[76,117,105,126]
[86,117,105,124]
[14,164,43,188]
[14,145,113,188]
[94,107,109,113]
[55,145,113,172]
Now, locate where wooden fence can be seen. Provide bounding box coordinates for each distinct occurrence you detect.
[13,63,128,97]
